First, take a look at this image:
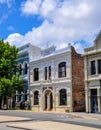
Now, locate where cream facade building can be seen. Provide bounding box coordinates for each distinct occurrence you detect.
[30,44,85,112]
[84,31,101,113]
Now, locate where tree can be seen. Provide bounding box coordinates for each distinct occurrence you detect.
[0,39,23,109]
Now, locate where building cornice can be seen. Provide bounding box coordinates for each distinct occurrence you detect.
[83,49,101,56]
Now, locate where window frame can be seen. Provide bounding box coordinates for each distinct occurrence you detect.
[91,60,96,75]
[49,66,51,80]
[19,64,22,75]
[58,62,66,78]
[24,63,28,75]
[33,68,39,81]
[34,91,39,105]
[45,67,47,80]
[59,89,67,105]
[98,59,101,74]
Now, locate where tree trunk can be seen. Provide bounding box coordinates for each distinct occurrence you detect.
[1,97,4,109]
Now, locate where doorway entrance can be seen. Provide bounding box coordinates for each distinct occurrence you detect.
[91,89,98,113]
[44,90,53,111]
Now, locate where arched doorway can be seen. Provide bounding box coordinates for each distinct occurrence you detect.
[44,90,53,111]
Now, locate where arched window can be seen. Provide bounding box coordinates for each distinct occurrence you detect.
[24,63,28,74]
[60,89,67,105]
[58,62,66,78]
[33,68,39,81]
[44,66,51,80]
[19,64,22,75]
[34,91,39,105]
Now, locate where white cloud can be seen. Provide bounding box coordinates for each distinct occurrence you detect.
[21,0,42,15]
[40,0,57,18]
[5,33,24,47]
[0,14,8,24]
[6,0,101,53]
[0,0,14,8]
[7,26,14,31]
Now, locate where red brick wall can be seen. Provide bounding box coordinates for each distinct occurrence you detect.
[71,46,85,112]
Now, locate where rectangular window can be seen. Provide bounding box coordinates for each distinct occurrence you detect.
[34,91,39,105]
[24,89,27,101]
[98,60,101,74]
[59,66,66,77]
[91,61,96,75]
[34,95,39,105]
[49,66,51,80]
[25,94,27,101]
[58,62,66,78]
[45,67,47,80]
[19,95,21,101]
[34,68,39,81]
[61,67,65,77]
[60,89,67,105]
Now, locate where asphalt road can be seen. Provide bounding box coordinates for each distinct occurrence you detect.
[0,110,101,129]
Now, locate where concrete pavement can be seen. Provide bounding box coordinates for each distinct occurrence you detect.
[67,112,101,121]
[0,115,31,123]
[7,120,101,130]
[0,111,101,130]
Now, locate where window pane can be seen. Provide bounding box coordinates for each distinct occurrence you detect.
[58,62,66,78]
[19,64,22,75]
[49,66,51,80]
[45,67,47,80]
[98,60,101,74]
[91,61,96,75]
[34,68,39,81]
[34,91,39,105]
[61,67,65,71]
[25,63,28,74]
[60,89,67,105]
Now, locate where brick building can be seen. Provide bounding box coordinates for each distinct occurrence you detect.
[30,44,85,112]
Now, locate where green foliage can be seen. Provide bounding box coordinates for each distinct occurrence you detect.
[0,39,23,98]
[11,74,24,93]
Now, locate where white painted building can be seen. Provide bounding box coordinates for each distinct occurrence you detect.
[30,44,85,112]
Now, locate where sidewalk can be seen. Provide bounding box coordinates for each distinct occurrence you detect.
[67,112,101,121]
[0,115,31,123]
[7,120,101,130]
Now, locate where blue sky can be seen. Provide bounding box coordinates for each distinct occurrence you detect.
[0,0,43,38]
[0,0,101,53]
